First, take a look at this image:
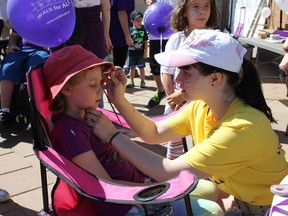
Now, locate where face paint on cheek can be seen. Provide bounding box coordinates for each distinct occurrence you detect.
[183,80,194,89]
[189,11,196,17]
[183,76,207,90]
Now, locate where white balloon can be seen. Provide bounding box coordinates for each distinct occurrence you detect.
[261,7,271,18]
[275,0,288,12]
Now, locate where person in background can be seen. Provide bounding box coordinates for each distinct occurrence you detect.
[126,10,148,89]
[69,0,112,60]
[0,31,49,128]
[109,0,135,68]
[145,0,178,108]
[86,30,288,215]
[162,0,220,160]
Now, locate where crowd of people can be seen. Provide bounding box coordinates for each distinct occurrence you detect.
[0,0,288,215]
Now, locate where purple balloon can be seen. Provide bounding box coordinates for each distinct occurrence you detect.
[7,0,76,48]
[143,2,173,38]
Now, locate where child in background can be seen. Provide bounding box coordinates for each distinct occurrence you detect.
[126,10,148,88]
[162,0,220,159]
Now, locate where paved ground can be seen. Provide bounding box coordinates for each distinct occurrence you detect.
[0,59,287,216]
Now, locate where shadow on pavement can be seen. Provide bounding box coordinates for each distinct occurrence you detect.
[0,122,32,148]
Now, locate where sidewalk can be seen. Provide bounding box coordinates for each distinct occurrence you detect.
[0,61,287,216]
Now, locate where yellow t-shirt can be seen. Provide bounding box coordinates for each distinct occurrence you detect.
[166,98,288,205]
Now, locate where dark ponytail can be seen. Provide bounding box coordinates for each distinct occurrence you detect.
[234,59,277,123]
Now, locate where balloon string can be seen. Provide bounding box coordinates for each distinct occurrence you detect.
[160,32,163,53]
[102,88,123,128]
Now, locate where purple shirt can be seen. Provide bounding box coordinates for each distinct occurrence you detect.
[52,114,144,216]
[109,0,135,48]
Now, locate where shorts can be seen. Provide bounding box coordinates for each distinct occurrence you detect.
[127,54,145,68]
[149,39,168,75]
[113,45,128,68]
[0,47,49,84]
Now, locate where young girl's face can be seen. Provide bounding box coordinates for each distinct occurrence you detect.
[65,66,104,113]
[185,0,211,30]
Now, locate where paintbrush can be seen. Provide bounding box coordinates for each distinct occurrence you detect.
[103,64,144,75]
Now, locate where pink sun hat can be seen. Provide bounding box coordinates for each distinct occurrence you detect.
[44,45,113,99]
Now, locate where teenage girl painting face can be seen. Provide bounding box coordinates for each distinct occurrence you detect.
[62,66,104,118]
[185,0,211,30]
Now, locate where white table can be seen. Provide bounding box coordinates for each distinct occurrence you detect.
[268,175,288,216]
[238,37,285,65]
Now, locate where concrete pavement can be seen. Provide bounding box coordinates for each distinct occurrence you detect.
[0,60,287,216]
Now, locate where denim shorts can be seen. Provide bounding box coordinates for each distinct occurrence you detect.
[127,55,145,68]
[0,47,49,84]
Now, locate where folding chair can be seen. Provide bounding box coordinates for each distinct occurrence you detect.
[26,65,199,216]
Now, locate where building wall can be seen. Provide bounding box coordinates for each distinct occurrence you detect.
[135,1,148,14]
[270,0,288,30]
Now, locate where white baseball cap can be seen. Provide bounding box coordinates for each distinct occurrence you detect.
[155,29,247,73]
